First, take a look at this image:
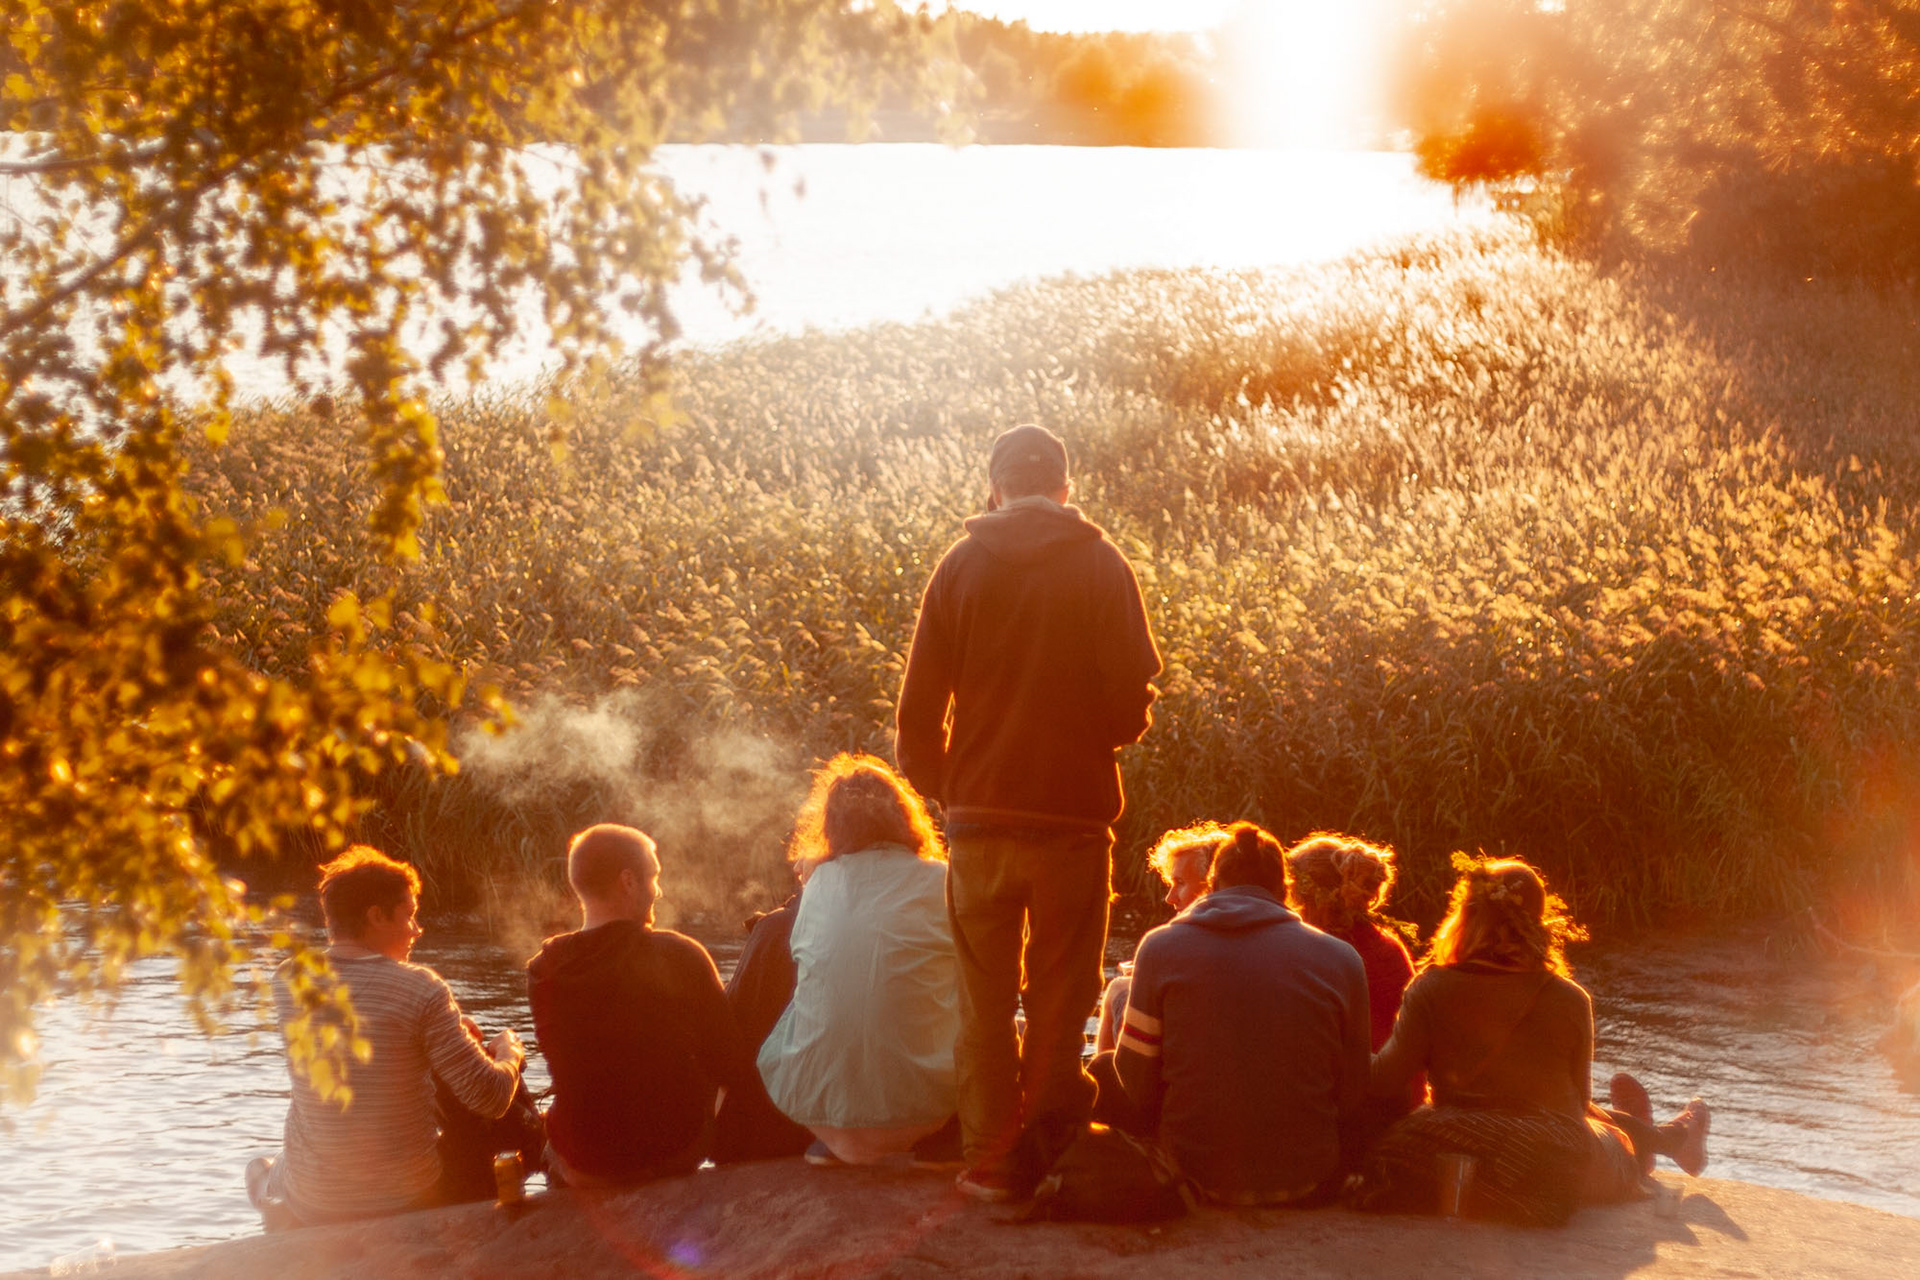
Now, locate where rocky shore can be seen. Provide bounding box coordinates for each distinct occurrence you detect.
[49,1160,1920,1279]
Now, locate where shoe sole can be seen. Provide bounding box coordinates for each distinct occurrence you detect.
[955,1176,1014,1203]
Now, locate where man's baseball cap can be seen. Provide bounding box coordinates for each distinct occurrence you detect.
[988,424,1069,489]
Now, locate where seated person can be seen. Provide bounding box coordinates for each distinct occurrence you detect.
[757,754,960,1166]
[712,874,813,1162]
[250,846,525,1226]
[1364,857,1709,1223]
[1092,822,1225,1054]
[1285,832,1414,1050]
[1115,821,1370,1205]
[528,824,769,1186]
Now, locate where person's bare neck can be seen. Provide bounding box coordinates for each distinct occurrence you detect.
[580,901,648,932]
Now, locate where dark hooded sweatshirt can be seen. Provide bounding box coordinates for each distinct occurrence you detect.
[527,921,766,1181]
[895,498,1161,832]
[1115,886,1370,1201]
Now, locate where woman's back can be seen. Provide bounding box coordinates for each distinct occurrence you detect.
[1373,963,1592,1118]
[758,847,958,1129]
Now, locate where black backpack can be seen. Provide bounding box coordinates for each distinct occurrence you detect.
[1018,1122,1194,1224]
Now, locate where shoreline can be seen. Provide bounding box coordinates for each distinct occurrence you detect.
[42,1161,1920,1279]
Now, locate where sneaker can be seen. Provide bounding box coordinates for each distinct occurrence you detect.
[955,1167,1016,1203]
[1609,1072,1654,1126]
[804,1140,844,1168]
[1672,1099,1710,1177]
[911,1118,965,1170]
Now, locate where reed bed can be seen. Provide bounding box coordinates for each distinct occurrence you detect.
[188,225,1920,934]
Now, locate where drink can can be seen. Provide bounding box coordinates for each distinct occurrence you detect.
[493,1152,526,1206]
[1435,1152,1476,1218]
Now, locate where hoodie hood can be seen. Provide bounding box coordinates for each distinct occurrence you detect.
[962,498,1102,567]
[1180,884,1299,934]
[528,917,649,986]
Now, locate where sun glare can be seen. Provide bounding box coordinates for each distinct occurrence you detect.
[1218,0,1389,149]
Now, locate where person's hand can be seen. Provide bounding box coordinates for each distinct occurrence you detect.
[489,1027,525,1072]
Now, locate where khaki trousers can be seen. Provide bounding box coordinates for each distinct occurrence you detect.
[946,829,1111,1174]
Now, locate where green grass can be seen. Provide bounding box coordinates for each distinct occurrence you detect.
[191,224,1920,938]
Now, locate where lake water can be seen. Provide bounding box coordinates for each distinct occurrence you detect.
[6,925,1919,1272]
[4,145,1489,402]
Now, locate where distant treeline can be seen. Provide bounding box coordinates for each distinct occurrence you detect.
[773,13,1220,147]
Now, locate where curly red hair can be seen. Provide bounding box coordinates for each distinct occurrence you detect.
[787,753,944,873]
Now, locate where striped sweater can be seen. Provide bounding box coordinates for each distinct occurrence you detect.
[269,950,519,1221]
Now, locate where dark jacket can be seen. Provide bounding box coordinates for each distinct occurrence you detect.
[895,498,1161,831]
[712,899,812,1162]
[725,898,799,1055]
[527,920,765,1181]
[1116,886,1370,1200]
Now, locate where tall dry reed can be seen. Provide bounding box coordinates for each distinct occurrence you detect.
[188,226,1920,934]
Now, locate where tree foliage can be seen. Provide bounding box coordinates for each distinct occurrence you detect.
[1399,0,1920,274]
[0,0,941,1103]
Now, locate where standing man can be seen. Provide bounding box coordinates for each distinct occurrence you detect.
[896,424,1161,1200]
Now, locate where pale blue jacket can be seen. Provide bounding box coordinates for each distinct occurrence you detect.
[757,846,958,1129]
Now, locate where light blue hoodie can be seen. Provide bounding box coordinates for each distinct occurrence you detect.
[757,846,959,1129]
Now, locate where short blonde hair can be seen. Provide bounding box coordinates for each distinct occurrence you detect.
[1146,821,1232,887]
[568,824,657,902]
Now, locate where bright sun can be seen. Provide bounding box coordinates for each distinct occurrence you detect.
[962,1,1391,149]
[1219,0,1390,149]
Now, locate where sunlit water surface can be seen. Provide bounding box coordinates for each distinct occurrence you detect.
[3,145,1490,403]
[6,928,1918,1272]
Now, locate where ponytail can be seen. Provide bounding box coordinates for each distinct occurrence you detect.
[1206,821,1288,898]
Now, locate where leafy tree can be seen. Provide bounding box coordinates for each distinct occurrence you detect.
[0,0,944,1104]
[1398,0,1920,273]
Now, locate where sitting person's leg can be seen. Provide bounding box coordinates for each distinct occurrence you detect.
[1087,1049,1152,1137]
[1605,1074,1710,1177]
[434,1072,546,1205]
[1094,973,1132,1055]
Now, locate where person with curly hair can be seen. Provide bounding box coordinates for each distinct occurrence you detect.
[1285,832,1423,1157]
[1285,832,1415,1053]
[757,754,962,1166]
[1361,857,1710,1225]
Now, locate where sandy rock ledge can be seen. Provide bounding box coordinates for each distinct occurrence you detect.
[62,1161,1920,1279]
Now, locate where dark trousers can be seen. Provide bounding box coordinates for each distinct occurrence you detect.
[1088,1049,1152,1137]
[434,1074,545,1204]
[947,829,1112,1175]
